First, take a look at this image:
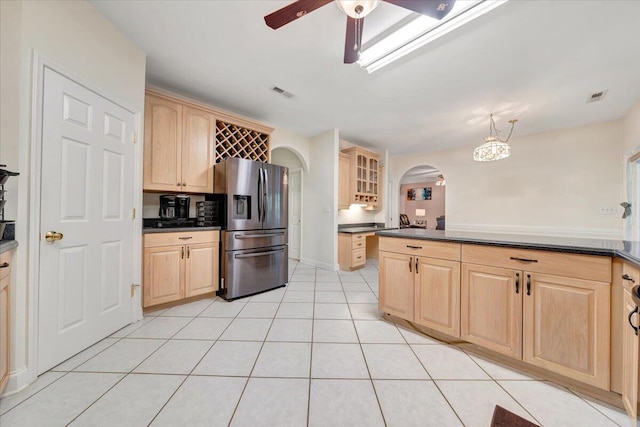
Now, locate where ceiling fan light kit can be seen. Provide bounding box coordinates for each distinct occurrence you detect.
[473,114,518,162]
[264,0,457,65]
[335,0,381,18]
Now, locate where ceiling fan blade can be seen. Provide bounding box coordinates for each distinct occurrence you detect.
[383,0,457,20]
[264,0,333,29]
[344,16,364,64]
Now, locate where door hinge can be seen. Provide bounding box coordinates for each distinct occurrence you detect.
[132,132,137,144]
[131,208,136,219]
[131,283,140,297]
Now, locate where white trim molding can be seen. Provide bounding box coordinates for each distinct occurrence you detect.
[299,257,337,272]
[446,223,624,240]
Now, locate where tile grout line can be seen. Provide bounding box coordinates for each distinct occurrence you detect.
[306,263,317,427]
[465,351,543,426]
[65,298,218,425]
[345,264,388,427]
[225,260,297,426]
[145,299,241,426]
[565,387,625,427]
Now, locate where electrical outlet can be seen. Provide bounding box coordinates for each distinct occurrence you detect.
[599,207,619,215]
[323,205,331,213]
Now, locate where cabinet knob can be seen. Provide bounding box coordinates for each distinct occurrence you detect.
[182,183,187,187]
[176,183,181,186]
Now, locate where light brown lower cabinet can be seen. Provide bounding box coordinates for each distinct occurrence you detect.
[461,264,523,359]
[462,264,611,389]
[523,272,610,390]
[143,231,220,308]
[0,249,14,394]
[379,238,461,338]
[621,262,640,422]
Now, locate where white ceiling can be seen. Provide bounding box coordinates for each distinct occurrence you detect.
[92,0,640,156]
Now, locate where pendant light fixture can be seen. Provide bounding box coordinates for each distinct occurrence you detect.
[473,114,518,162]
[435,174,446,186]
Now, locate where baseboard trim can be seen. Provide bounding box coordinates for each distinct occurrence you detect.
[1,366,36,398]
[298,257,336,271]
[446,223,623,240]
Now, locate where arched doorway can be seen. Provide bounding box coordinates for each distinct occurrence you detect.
[398,165,446,230]
[271,147,304,260]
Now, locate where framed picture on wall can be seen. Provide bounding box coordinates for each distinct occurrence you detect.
[407,187,432,201]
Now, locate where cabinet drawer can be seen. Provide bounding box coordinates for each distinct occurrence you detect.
[0,251,12,281]
[352,238,366,250]
[622,262,639,292]
[379,237,460,261]
[144,231,220,248]
[352,249,366,266]
[462,244,611,282]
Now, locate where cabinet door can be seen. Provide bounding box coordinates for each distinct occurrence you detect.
[621,288,639,422]
[379,251,414,320]
[182,106,215,193]
[186,243,219,297]
[461,264,522,358]
[338,153,350,209]
[143,245,185,307]
[523,273,610,389]
[143,95,182,191]
[415,257,460,337]
[0,273,9,393]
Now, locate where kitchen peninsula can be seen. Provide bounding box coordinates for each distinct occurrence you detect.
[375,228,640,420]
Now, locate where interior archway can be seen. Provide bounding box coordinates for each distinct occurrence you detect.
[398,165,446,230]
[271,147,304,260]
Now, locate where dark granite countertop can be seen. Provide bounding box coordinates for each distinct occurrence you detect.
[0,240,18,254]
[375,229,640,267]
[338,222,398,234]
[143,226,222,234]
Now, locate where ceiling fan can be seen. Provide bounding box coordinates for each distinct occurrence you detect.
[264,0,457,64]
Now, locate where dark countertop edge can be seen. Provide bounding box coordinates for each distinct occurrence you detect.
[339,227,398,234]
[143,226,222,234]
[375,230,640,268]
[0,240,18,254]
[338,222,385,230]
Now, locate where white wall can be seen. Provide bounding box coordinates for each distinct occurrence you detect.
[623,101,640,156]
[0,0,146,395]
[271,147,304,170]
[301,130,338,269]
[390,119,626,238]
[270,128,310,173]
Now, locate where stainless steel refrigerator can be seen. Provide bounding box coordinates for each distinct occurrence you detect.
[210,157,288,300]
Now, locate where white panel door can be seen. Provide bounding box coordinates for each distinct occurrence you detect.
[288,169,301,260]
[38,68,135,374]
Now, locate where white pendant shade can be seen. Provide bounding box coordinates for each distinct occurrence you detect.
[335,0,381,18]
[473,136,511,161]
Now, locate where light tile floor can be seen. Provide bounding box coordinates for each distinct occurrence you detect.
[0,259,636,427]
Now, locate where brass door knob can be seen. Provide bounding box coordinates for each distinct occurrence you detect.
[45,231,64,242]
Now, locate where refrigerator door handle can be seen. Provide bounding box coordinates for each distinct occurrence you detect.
[263,168,269,223]
[235,232,285,239]
[257,167,263,223]
[234,248,285,259]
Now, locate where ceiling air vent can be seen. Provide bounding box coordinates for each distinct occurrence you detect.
[271,86,295,99]
[586,90,607,103]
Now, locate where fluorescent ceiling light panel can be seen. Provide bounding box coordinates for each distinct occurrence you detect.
[358,0,509,73]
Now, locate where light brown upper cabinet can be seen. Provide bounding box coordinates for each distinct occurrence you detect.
[341,147,380,209]
[144,93,214,193]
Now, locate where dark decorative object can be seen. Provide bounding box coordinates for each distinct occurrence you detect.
[0,165,19,240]
[407,187,431,201]
[490,405,539,427]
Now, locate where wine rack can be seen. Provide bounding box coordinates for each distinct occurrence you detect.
[216,120,270,163]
